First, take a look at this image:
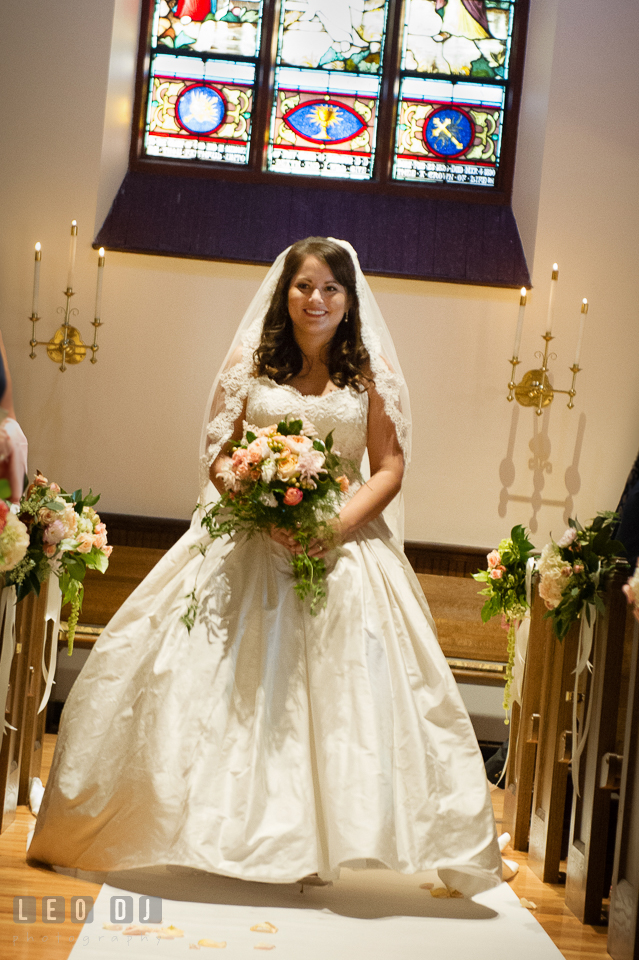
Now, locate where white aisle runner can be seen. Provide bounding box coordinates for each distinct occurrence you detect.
[66,867,563,960]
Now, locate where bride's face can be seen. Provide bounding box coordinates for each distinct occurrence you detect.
[287,256,348,344]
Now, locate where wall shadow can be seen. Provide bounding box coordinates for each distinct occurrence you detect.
[497,405,586,533]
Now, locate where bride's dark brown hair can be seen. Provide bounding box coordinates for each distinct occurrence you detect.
[253,237,370,390]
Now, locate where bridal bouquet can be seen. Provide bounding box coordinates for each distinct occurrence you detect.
[538,512,624,641]
[7,473,112,654]
[183,418,353,629]
[473,525,535,717]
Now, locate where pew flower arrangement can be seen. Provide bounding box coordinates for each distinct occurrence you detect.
[538,512,625,641]
[0,480,29,574]
[6,472,112,654]
[473,524,535,717]
[622,563,639,623]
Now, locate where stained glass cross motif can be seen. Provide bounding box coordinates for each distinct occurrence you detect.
[267,1,390,180]
[143,1,264,165]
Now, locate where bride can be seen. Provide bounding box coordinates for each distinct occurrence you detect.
[29,237,502,897]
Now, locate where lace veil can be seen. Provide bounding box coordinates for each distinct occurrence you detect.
[197,239,412,543]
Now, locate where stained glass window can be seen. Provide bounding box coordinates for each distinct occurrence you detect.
[137,0,527,191]
[393,0,516,186]
[266,2,390,180]
[144,1,264,165]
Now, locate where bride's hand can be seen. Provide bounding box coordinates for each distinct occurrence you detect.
[304,518,345,559]
[269,527,300,552]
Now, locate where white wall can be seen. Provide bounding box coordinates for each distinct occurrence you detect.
[2,0,638,548]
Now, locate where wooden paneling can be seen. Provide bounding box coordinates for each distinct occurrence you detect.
[79,546,166,627]
[416,573,508,663]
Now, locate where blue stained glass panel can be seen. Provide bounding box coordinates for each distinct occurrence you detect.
[176,84,226,134]
[284,100,366,144]
[424,107,474,156]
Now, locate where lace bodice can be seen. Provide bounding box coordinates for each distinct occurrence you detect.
[246,376,369,469]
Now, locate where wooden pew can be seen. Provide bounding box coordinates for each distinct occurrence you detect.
[608,615,639,960]
[14,587,51,806]
[527,612,581,883]
[0,589,27,832]
[502,575,549,850]
[565,565,630,924]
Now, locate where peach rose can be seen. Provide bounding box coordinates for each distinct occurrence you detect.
[93,531,108,550]
[34,473,48,487]
[49,482,61,495]
[282,434,313,456]
[277,456,300,481]
[490,567,504,580]
[283,487,303,506]
[487,549,501,569]
[103,545,113,558]
[76,533,94,554]
[43,543,57,558]
[335,475,350,494]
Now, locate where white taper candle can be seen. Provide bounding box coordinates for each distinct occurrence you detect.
[94,247,105,321]
[574,299,588,367]
[32,242,41,317]
[513,287,527,358]
[546,263,558,335]
[67,220,78,291]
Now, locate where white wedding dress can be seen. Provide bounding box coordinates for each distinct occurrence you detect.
[29,376,502,896]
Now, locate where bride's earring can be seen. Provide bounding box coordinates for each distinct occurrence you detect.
[343,310,349,323]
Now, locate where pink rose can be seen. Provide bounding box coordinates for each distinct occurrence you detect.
[0,500,8,534]
[231,448,252,480]
[103,545,113,558]
[247,437,270,464]
[487,550,501,569]
[490,567,504,580]
[94,522,106,535]
[43,519,66,545]
[283,487,303,506]
[93,531,107,550]
[49,482,61,495]
[573,563,584,574]
[76,533,93,554]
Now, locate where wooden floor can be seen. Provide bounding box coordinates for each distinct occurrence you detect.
[0,735,611,959]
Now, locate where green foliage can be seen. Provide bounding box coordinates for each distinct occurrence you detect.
[472,524,535,624]
[0,479,11,500]
[543,512,625,641]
